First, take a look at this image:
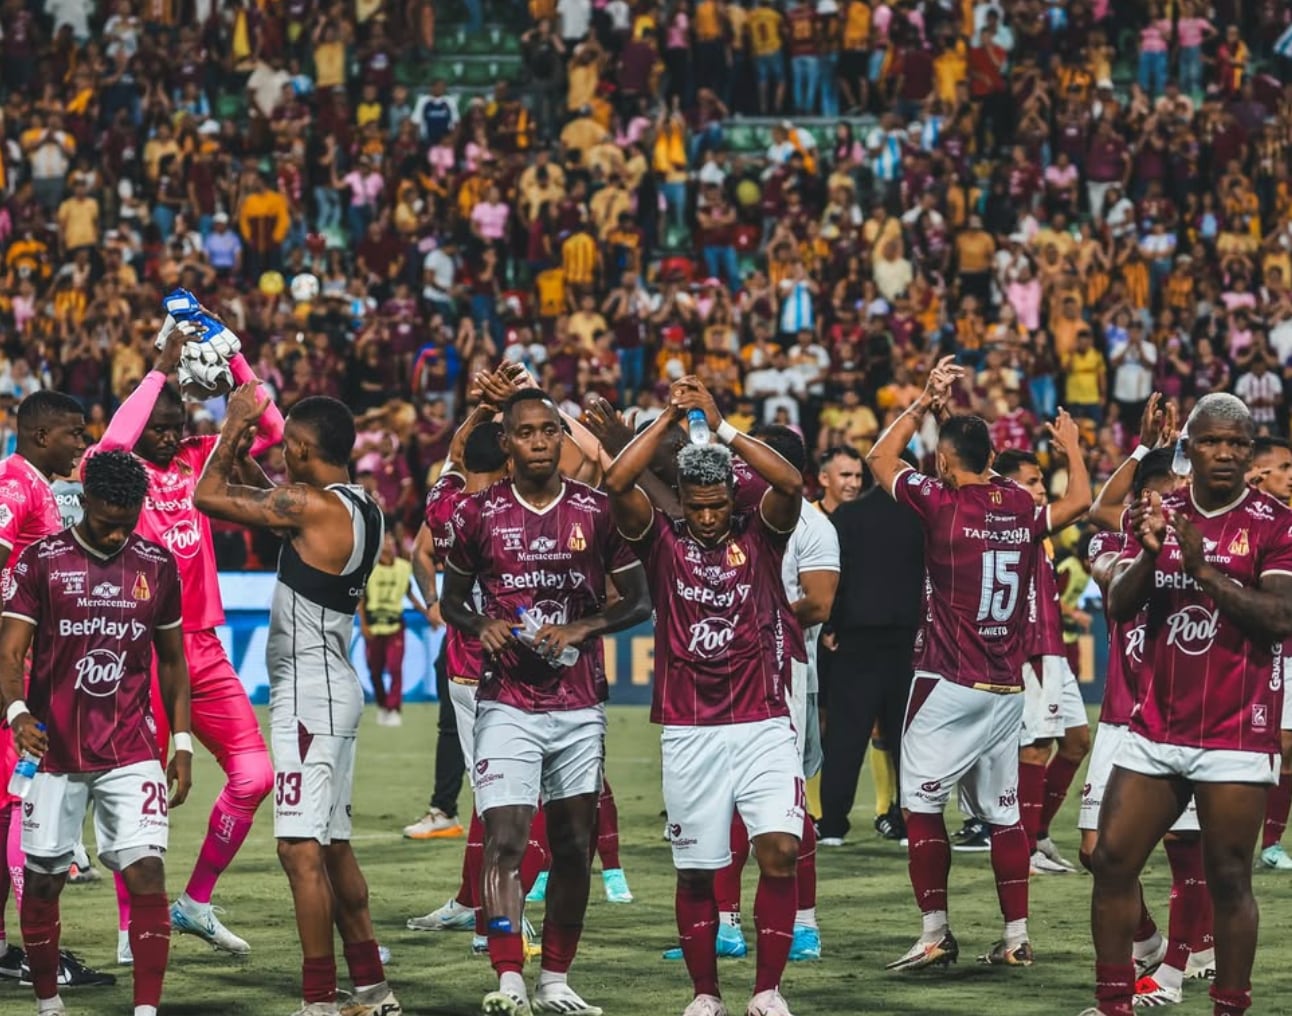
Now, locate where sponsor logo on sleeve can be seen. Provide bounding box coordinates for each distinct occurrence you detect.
[0,504,13,528]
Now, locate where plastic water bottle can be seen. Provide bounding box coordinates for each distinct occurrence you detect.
[1171,437,1191,477]
[687,409,711,445]
[7,749,40,799]
[514,607,580,667]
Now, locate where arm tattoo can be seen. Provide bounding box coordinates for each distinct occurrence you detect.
[265,485,309,517]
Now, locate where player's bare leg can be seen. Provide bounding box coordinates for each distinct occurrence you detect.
[1089,767,1190,1016]
[323,841,398,1016]
[746,831,798,1016]
[533,793,602,1016]
[482,804,538,1015]
[1193,782,1266,1016]
[1259,731,1292,870]
[279,838,344,1015]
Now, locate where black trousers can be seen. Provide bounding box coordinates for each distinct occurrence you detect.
[818,626,917,840]
[429,638,466,818]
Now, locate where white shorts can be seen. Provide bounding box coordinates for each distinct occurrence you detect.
[22,759,168,873]
[1020,656,1087,744]
[902,672,1025,826]
[662,716,805,870]
[472,701,605,812]
[788,659,808,761]
[1117,730,1279,787]
[1282,682,1292,732]
[1078,724,1199,833]
[449,679,479,779]
[271,725,356,845]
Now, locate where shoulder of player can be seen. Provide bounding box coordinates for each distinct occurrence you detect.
[124,533,178,567]
[560,477,609,511]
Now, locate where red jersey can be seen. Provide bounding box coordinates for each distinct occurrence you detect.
[1022,551,1066,659]
[633,508,792,727]
[892,469,1048,689]
[785,6,818,56]
[0,454,63,599]
[1121,487,1292,752]
[989,409,1035,452]
[4,531,181,774]
[446,480,637,711]
[1088,530,1141,726]
[425,470,481,684]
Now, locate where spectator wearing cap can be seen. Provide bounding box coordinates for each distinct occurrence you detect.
[204,213,243,275]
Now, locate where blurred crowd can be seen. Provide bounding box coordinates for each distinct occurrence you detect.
[2,0,1292,567]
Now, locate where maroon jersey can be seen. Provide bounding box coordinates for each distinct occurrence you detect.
[1022,551,1066,659]
[1088,530,1141,726]
[632,508,792,726]
[3,532,181,774]
[446,480,637,711]
[1121,487,1292,753]
[425,470,481,684]
[892,469,1048,689]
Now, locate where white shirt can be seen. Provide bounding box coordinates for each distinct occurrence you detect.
[782,501,840,690]
[1109,337,1157,403]
[421,248,456,302]
[1235,371,1282,423]
[557,0,592,38]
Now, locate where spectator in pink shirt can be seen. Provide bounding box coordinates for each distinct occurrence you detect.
[1137,3,1171,97]
[470,183,511,262]
[1175,0,1216,98]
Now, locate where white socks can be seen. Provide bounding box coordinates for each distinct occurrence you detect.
[1004,918,1029,947]
[135,1007,158,1016]
[500,971,528,999]
[921,909,949,942]
[1155,963,1184,991]
[537,969,568,990]
[719,910,741,928]
[37,996,65,1014]
[794,907,818,929]
[1133,930,1164,960]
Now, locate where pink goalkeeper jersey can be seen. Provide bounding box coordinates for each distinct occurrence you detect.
[892,468,1049,690]
[0,453,63,598]
[1121,486,1292,753]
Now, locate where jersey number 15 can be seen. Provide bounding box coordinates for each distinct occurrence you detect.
[976,550,1021,623]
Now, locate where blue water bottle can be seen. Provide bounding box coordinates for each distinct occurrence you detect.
[7,747,40,799]
[687,409,711,445]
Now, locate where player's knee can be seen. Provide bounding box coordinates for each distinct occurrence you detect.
[1205,853,1252,905]
[277,838,324,878]
[24,869,63,900]
[752,832,799,878]
[1060,725,1092,760]
[122,856,166,896]
[677,869,715,894]
[1088,840,1136,884]
[1020,743,1051,765]
[547,832,592,873]
[225,752,275,812]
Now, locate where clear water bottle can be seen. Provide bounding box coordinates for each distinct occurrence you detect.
[514,607,580,667]
[687,408,711,445]
[1171,436,1191,477]
[7,749,40,799]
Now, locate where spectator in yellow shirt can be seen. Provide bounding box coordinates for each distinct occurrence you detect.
[1061,327,1107,422]
[748,0,787,113]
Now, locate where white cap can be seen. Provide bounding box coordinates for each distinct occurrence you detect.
[198,119,220,136]
[213,212,229,224]
[816,0,839,13]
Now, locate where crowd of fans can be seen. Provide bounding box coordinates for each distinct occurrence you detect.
[2,0,1292,567]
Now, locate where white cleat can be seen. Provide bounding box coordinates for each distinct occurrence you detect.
[407,898,476,932]
[33,996,67,1016]
[1184,948,1215,981]
[117,929,133,966]
[1030,850,1072,875]
[532,982,603,1015]
[1134,935,1167,979]
[683,995,729,1016]
[817,837,845,847]
[290,1004,341,1016]
[339,981,402,1016]
[171,895,251,955]
[482,989,532,1016]
[745,989,794,1016]
[1035,836,1077,872]
[1133,976,1183,1007]
[402,808,464,840]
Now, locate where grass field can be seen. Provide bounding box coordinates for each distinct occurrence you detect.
[9,703,1292,1016]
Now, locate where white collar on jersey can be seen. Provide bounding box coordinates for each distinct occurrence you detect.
[1189,484,1250,520]
[511,481,565,516]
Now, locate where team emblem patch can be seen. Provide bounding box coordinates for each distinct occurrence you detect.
[567,522,587,552]
[725,542,746,567]
[132,572,151,601]
[1228,529,1250,557]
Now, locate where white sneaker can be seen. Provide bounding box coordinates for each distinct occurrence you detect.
[1030,850,1072,875]
[745,989,794,1016]
[339,981,402,1016]
[1133,976,1183,1006]
[290,1004,341,1016]
[117,928,133,965]
[1184,948,1215,980]
[387,710,402,727]
[818,837,845,848]
[35,996,67,1016]
[1134,934,1167,978]
[1036,836,1077,872]
[532,982,603,1015]
[171,895,251,955]
[402,809,465,840]
[683,996,729,1016]
[407,898,476,932]
[482,989,532,1015]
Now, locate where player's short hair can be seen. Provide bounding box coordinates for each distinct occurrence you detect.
[939,415,993,473]
[289,396,355,467]
[1253,436,1291,460]
[993,449,1040,478]
[1132,447,1176,496]
[502,388,558,430]
[464,421,508,474]
[155,382,184,412]
[1187,393,1253,434]
[16,391,83,432]
[677,443,734,488]
[83,450,148,508]
[819,444,862,468]
[750,425,806,475]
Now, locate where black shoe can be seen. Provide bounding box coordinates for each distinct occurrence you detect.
[874,807,904,841]
[0,944,23,979]
[20,950,116,988]
[951,818,991,852]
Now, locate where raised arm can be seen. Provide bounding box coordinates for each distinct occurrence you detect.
[411,523,438,606]
[98,328,187,452]
[153,623,193,806]
[604,406,676,540]
[230,353,286,455]
[1108,490,1164,622]
[1090,393,1174,531]
[1045,408,1093,531]
[869,355,963,496]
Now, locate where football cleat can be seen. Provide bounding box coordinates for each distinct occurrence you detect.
[67,862,102,885]
[1184,948,1215,980]
[952,819,991,852]
[978,940,1034,966]
[817,836,846,847]
[1030,850,1073,875]
[745,988,794,1016]
[402,809,464,840]
[1134,935,1167,978]
[683,995,729,1016]
[117,929,133,966]
[472,935,489,955]
[532,982,603,1015]
[339,981,402,1016]
[874,806,905,841]
[482,989,532,1016]
[171,896,251,955]
[602,868,633,903]
[522,917,542,961]
[1259,844,1292,870]
[378,944,391,965]
[527,870,549,904]
[290,1004,341,1016]
[788,924,821,961]
[0,943,23,978]
[1035,836,1077,872]
[20,950,116,987]
[1133,975,1182,1007]
[886,931,959,971]
[663,923,748,961]
[407,898,475,932]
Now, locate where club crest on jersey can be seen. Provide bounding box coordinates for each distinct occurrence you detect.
[1228,529,1250,557]
[133,572,151,601]
[725,542,746,567]
[568,522,587,552]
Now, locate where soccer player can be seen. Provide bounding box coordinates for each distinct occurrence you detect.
[866,357,1090,971]
[1248,437,1292,871]
[195,388,399,1016]
[0,449,193,1016]
[993,449,1091,875]
[440,388,651,1016]
[0,393,115,988]
[95,327,282,958]
[1087,393,1292,1016]
[605,379,806,1016]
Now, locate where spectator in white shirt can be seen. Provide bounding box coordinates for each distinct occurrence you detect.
[1236,356,1284,428]
[745,350,806,424]
[1109,319,1157,430]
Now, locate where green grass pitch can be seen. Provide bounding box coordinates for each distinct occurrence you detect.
[10,704,1292,1016]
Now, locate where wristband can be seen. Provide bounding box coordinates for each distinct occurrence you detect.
[1130,445,1150,462]
[716,420,740,445]
[173,732,194,754]
[5,699,28,725]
